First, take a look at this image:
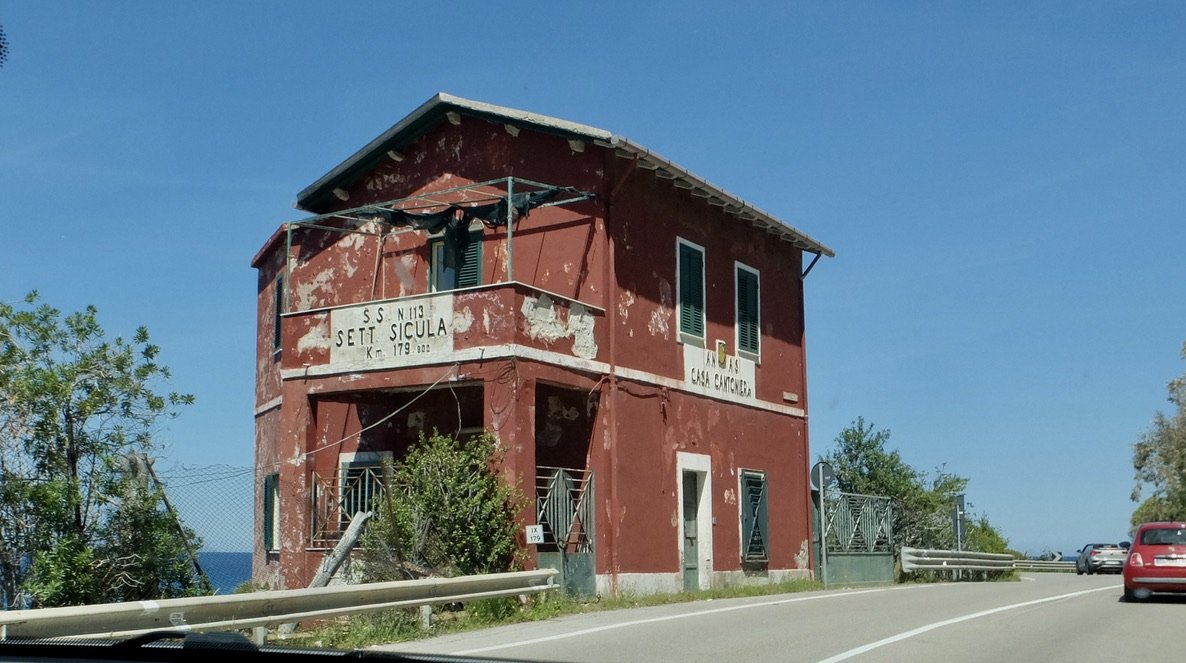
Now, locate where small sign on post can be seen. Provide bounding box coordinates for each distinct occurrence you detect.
[525,524,545,545]
[952,494,966,551]
[811,461,835,589]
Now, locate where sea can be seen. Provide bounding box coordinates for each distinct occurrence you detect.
[198,551,253,595]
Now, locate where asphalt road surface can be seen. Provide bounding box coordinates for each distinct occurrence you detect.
[376,573,1184,662]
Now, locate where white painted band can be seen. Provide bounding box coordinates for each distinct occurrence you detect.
[278,344,806,419]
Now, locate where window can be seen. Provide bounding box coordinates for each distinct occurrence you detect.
[430,229,482,291]
[677,240,705,340]
[1140,527,1186,545]
[339,452,389,528]
[272,273,284,354]
[735,263,760,356]
[740,470,769,563]
[263,473,280,552]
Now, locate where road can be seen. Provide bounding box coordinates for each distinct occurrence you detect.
[376,574,1184,662]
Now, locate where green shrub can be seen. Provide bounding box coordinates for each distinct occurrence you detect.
[359,430,526,580]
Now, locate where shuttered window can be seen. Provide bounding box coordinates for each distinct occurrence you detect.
[431,230,482,291]
[736,265,759,355]
[678,241,705,338]
[456,233,482,288]
[263,473,280,552]
[740,470,769,562]
[272,274,284,354]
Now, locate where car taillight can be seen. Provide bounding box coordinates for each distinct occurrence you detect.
[1128,552,1144,567]
[1090,549,1100,556]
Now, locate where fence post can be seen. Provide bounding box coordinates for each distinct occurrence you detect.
[279,511,371,636]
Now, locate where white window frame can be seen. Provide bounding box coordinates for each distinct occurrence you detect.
[734,261,760,362]
[429,240,456,292]
[338,451,391,524]
[676,237,706,347]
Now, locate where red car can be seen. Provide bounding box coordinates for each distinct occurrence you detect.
[1123,521,1186,601]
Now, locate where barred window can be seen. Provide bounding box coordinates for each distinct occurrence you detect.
[339,455,388,528]
[740,470,769,562]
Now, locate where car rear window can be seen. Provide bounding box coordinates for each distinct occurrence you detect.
[1139,528,1186,545]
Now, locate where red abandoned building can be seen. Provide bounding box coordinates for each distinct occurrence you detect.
[252,93,833,595]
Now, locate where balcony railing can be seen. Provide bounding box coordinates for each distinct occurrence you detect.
[310,467,386,549]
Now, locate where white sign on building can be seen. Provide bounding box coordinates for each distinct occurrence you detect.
[683,343,757,404]
[330,294,454,370]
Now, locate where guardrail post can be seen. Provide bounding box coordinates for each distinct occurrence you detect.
[419,605,432,629]
[251,626,267,646]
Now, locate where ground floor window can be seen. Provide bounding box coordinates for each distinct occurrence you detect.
[339,452,389,528]
[263,472,280,552]
[740,469,769,563]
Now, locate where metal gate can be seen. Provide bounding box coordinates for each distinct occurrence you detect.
[814,491,894,584]
[535,466,594,596]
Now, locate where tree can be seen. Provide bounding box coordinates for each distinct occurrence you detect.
[360,430,525,580]
[963,515,1013,556]
[825,417,1007,552]
[1131,342,1186,525]
[0,292,199,607]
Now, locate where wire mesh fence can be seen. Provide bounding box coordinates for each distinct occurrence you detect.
[153,464,254,595]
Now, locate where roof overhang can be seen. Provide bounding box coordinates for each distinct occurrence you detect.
[295,92,833,258]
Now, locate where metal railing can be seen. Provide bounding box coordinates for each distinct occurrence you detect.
[310,467,386,549]
[901,548,1078,575]
[901,547,1014,573]
[1011,559,1076,572]
[535,466,593,553]
[822,492,893,553]
[0,569,556,641]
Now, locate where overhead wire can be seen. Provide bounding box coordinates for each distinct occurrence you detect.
[298,363,458,461]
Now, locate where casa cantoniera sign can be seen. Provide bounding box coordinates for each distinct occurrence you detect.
[683,343,756,405]
[330,294,454,370]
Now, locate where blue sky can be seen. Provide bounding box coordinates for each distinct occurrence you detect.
[2,2,1183,556]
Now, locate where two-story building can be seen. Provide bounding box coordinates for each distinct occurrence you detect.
[252,93,833,596]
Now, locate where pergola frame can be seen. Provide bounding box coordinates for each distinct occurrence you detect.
[279,177,597,314]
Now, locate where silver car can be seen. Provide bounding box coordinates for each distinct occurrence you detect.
[1075,543,1127,575]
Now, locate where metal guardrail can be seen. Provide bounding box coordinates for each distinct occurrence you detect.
[901,547,1014,573]
[1011,559,1076,572]
[0,569,557,641]
[901,548,1078,575]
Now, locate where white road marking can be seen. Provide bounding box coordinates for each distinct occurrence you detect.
[815,584,1121,663]
[453,588,891,655]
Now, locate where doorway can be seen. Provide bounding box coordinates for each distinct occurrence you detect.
[682,471,701,591]
[677,452,711,592]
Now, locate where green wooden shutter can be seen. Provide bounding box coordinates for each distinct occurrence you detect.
[263,473,278,551]
[273,274,284,353]
[455,231,482,288]
[679,244,704,337]
[741,472,768,562]
[737,269,759,354]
